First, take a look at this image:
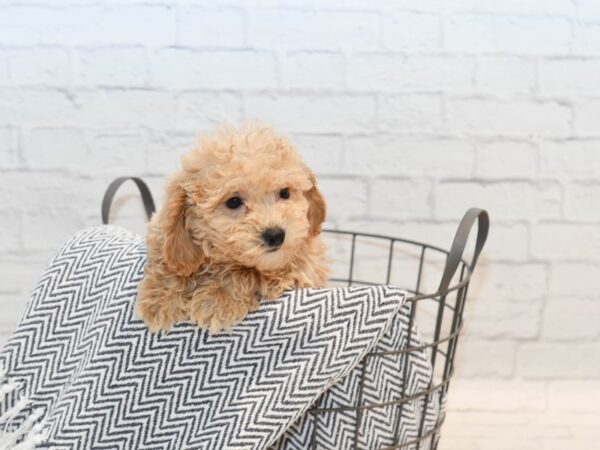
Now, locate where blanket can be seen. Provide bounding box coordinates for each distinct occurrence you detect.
[0,226,439,449]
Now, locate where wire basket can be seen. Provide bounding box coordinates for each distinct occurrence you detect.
[102,177,490,450]
[312,208,489,450]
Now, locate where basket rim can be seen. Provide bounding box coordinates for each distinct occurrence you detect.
[322,227,473,302]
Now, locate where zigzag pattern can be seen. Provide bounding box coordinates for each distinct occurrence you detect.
[271,304,441,450]
[0,226,439,449]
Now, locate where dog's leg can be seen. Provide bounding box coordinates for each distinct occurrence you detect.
[259,276,297,300]
[136,267,190,332]
[189,270,260,333]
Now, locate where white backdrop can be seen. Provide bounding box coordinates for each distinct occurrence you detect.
[1,1,599,449]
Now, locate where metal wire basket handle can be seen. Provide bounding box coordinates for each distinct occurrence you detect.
[437,208,489,294]
[101,176,156,225]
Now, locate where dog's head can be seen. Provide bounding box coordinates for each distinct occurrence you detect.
[158,125,326,276]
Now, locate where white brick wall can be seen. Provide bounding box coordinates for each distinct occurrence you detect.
[1,1,599,446]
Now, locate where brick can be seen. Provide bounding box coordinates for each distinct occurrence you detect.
[518,343,600,379]
[575,99,600,136]
[145,131,195,176]
[0,173,106,216]
[532,223,600,261]
[465,297,543,339]
[573,24,600,55]
[0,125,20,169]
[446,98,571,137]
[447,0,575,15]
[244,93,376,133]
[345,135,475,177]
[348,54,475,92]
[249,9,380,50]
[542,298,600,341]
[578,0,600,21]
[0,212,20,251]
[317,177,368,220]
[10,91,170,132]
[0,295,27,332]
[0,50,8,81]
[0,254,49,294]
[179,7,246,47]
[444,15,496,53]
[541,59,600,94]
[453,339,516,378]
[448,379,547,412]
[476,140,538,179]
[152,49,278,89]
[318,0,444,12]
[382,11,441,51]
[25,127,87,172]
[8,47,69,85]
[0,5,177,45]
[446,15,571,54]
[176,92,243,128]
[290,134,343,175]
[475,56,536,94]
[378,94,444,133]
[564,182,600,221]
[74,90,176,128]
[21,210,86,251]
[282,52,344,89]
[0,88,78,125]
[75,47,147,87]
[370,178,432,220]
[471,262,548,301]
[548,381,600,413]
[548,263,600,297]
[539,140,600,179]
[474,222,529,261]
[435,182,561,221]
[88,131,147,174]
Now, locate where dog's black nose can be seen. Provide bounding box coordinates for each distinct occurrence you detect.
[262,227,285,248]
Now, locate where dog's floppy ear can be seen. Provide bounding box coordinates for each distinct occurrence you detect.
[306,172,327,236]
[160,176,205,277]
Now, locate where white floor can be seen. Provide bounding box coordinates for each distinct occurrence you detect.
[438,380,600,450]
[439,410,600,450]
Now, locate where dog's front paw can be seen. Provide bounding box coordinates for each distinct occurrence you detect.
[136,283,187,333]
[259,279,293,301]
[190,289,259,334]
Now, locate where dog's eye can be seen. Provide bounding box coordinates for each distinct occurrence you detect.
[279,188,290,200]
[225,196,243,209]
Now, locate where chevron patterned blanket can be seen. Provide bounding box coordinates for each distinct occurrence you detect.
[0,226,440,449]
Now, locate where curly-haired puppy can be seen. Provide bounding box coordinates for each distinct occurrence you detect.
[136,125,329,333]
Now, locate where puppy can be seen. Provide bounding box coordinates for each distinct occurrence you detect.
[136,125,329,333]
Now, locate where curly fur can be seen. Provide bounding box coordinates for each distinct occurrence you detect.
[136,125,329,333]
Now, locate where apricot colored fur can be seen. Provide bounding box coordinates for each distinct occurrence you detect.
[136,125,329,333]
